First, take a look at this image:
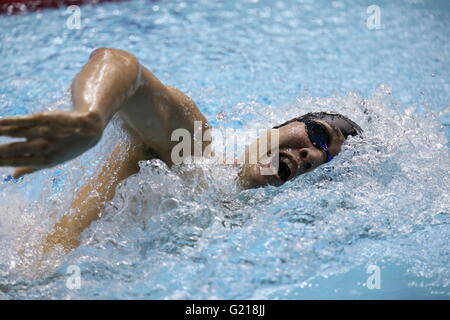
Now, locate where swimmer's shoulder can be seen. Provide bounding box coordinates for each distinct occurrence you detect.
[143,146,160,161]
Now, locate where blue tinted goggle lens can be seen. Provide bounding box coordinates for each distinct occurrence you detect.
[303,120,333,163]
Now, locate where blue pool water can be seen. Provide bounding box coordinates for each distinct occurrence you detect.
[0,0,449,299]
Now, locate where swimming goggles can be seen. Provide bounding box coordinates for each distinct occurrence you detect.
[300,120,333,163]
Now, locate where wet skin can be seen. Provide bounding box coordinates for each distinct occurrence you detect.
[238,120,346,188]
[0,48,345,253]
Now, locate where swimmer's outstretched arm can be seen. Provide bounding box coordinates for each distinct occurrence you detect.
[0,48,143,177]
[1,48,210,253]
[43,136,147,252]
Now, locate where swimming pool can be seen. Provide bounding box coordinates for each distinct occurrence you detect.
[0,0,449,299]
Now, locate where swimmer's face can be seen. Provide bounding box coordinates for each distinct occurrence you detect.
[238,120,345,188]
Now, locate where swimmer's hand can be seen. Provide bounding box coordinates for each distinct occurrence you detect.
[0,111,103,178]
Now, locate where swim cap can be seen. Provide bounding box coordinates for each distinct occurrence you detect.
[273,112,363,139]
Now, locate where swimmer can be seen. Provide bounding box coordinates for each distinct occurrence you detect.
[0,48,362,253]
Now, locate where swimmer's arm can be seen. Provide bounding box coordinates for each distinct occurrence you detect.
[42,136,147,253]
[74,47,210,163]
[70,48,143,128]
[0,48,144,177]
[0,47,209,176]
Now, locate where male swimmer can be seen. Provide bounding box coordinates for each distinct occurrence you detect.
[0,48,362,253]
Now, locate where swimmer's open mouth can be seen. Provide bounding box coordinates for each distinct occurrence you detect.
[277,154,295,182]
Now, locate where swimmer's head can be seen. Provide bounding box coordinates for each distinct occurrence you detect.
[238,112,362,188]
